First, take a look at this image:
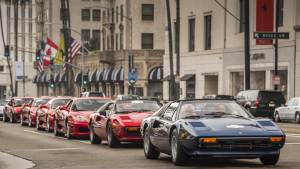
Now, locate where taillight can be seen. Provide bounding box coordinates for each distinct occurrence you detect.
[256,100,260,108]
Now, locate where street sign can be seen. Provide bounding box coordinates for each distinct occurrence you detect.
[253,32,289,40]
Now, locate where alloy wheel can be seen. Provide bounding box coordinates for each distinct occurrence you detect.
[171,134,178,162]
[28,115,32,127]
[144,131,150,154]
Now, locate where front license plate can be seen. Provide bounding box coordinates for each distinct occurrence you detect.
[127,127,139,132]
[269,103,275,107]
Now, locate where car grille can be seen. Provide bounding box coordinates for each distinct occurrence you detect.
[78,127,89,133]
[125,127,141,137]
[199,137,283,151]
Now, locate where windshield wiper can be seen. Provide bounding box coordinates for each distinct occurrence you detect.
[204,112,247,118]
[182,115,203,119]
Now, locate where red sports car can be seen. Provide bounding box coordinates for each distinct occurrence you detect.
[3,97,34,123]
[36,97,72,131]
[54,97,110,139]
[88,99,161,147]
[20,97,53,126]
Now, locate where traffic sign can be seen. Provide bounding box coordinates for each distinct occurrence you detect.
[253,32,289,40]
[128,68,138,85]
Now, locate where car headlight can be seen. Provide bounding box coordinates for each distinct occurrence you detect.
[74,115,88,122]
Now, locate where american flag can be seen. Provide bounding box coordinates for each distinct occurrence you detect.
[68,37,81,59]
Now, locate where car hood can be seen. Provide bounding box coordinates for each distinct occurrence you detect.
[183,117,284,137]
[14,107,22,113]
[114,112,153,126]
[70,111,94,118]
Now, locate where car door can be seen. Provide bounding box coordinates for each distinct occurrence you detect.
[151,102,179,154]
[287,98,298,120]
[93,102,113,140]
[282,99,294,120]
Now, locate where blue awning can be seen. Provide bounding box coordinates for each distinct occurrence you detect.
[74,71,82,83]
[54,73,60,83]
[96,70,104,82]
[103,68,115,82]
[113,67,124,82]
[88,69,97,83]
[59,72,66,83]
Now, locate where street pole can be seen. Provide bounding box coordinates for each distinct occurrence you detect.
[14,0,18,96]
[175,0,180,98]
[244,0,250,90]
[166,0,176,100]
[274,0,279,90]
[81,39,84,93]
[21,3,25,97]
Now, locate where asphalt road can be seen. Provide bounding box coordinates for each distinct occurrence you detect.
[1,122,300,169]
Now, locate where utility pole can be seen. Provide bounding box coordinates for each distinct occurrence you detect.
[244,0,250,90]
[175,0,180,98]
[60,0,74,96]
[21,1,26,97]
[13,0,18,96]
[166,0,176,100]
[274,0,279,90]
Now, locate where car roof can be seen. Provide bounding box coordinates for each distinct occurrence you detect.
[73,97,111,101]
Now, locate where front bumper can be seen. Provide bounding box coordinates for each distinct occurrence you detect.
[180,137,284,158]
[113,127,143,142]
[69,121,89,137]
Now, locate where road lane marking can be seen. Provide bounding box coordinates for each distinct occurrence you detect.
[286,143,300,145]
[7,148,81,152]
[78,141,90,144]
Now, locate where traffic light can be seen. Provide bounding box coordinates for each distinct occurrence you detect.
[36,49,41,61]
[4,45,10,57]
[49,75,55,88]
[83,74,88,85]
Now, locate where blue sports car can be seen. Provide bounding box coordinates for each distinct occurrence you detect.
[140,99,285,166]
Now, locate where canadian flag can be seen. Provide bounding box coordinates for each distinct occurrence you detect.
[43,38,58,67]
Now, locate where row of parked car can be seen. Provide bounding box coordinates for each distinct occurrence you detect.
[0,93,286,166]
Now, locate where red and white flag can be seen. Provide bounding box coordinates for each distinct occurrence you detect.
[256,0,274,45]
[43,38,58,67]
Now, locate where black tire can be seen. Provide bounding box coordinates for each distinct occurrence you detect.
[3,113,9,122]
[10,113,15,123]
[45,116,51,132]
[274,112,281,123]
[28,114,33,127]
[143,127,160,159]
[295,113,300,124]
[107,123,120,148]
[65,122,73,139]
[20,114,25,126]
[36,115,42,131]
[171,130,188,166]
[260,153,280,165]
[54,118,60,136]
[89,125,101,144]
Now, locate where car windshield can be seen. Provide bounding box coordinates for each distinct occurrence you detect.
[87,92,104,97]
[259,91,285,103]
[116,100,161,113]
[73,99,109,111]
[179,100,252,119]
[51,99,71,109]
[23,98,34,104]
[33,99,51,107]
[14,99,25,107]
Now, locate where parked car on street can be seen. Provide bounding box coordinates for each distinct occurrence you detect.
[236,90,286,119]
[274,97,300,123]
[3,97,34,123]
[203,95,235,100]
[54,97,110,139]
[20,97,52,126]
[0,99,8,121]
[36,97,72,131]
[88,99,161,147]
[80,91,105,97]
[140,99,285,166]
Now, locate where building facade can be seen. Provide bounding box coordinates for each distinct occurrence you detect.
[164,0,300,100]
[2,0,38,97]
[34,0,165,98]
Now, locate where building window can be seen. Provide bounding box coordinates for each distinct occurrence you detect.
[188,18,195,52]
[107,35,110,50]
[92,9,101,21]
[81,29,90,47]
[142,4,154,21]
[116,34,119,50]
[120,31,124,50]
[112,8,114,23]
[81,9,90,21]
[102,34,106,50]
[0,66,4,72]
[239,0,245,33]
[204,15,212,50]
[111,34,114,50]
[92,30,101,50]
[116,6,119,23]
[121,5,124,22]
[141,33,154,49]
[278,0,284,27]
